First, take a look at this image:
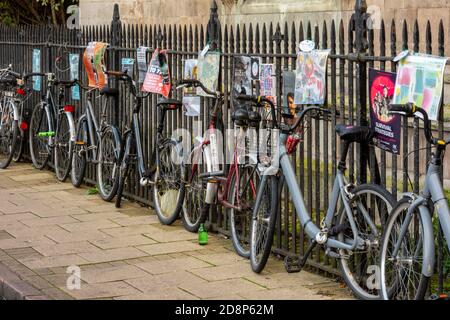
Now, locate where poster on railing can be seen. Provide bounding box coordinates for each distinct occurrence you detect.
[83,41,108,89]
[197,51,220,97]
[137,46,148,83]
[69,53,80,100]
[142,49,171,98]
[393,53,448,121]
[184,59,198,95]
[294,49,330,105]
[121,58,135,76]
[233,56,252,97]
[182,96,201,117]
[259,64,276,101]
[283,71,296,117]
[32,49,41,91]
[369,68,401,155]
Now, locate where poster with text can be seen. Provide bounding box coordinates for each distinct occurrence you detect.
[294,49,330,105]
[197,51,220,97]
[232,56,252,110]
[283,71,296,116]
[184,59,198,95]
[121,58,135,76]
[69,53,80,100]
[83,42,108,89]
[393,53,448,121]
[142,49,171,98]
[259,63,276,100]
[32,49,41,91]
[369,68,401,154]
[137,46,148,83]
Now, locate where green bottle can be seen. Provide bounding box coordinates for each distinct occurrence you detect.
[198,223,208,245]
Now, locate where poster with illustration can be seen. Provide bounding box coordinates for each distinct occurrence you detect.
[369,69,401,154]
[393,53,448,121]
[69,53,80,100]
[259,64,276,100]
[251,57,261,80]
[197,51,221,96]
[294,49,330,105]
[283,71,296,116]
[142,49,171,98]
[184,59,198,95]
[32,49,41,91]
[233,56,252,96]
[137,46,148,83]
[121,58,135,76]
[83,42,108,88]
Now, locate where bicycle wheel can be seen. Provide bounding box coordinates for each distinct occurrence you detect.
[115,162,130,209]
[182,146,209,233]
[12,128,24,163]
[54,113,74,182]
[0,102,18,169]
[380,198,429,300]
[152,140,186,225]
[250,174,278,273]
[336,184,396,300]
[29,102,51,170]
[71,119,88,188]
[97,126,120,202]
[229,163,259,258]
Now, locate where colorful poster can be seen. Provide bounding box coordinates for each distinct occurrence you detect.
[259,64,276,99]
[370,69,401,154]
[137,46,148,83]
[283,71,296,116]
[294,49,330,105]
[393,53,448,121]
[83,41,108,89]
[142,49,171,98]
[197,51,220,97]
[69,53,80,100]
[121,58,135,75]
[32,49,41,91]
[184,59,198,95]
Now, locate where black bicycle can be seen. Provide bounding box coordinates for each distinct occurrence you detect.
[108,71,185,225]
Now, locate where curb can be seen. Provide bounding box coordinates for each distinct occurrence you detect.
[0,262,50,300]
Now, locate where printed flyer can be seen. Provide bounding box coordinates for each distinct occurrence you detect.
[121,58,135,76]
[294,49,330,105]
[369,68,401,154]
[137,46,149,83]
[283,71,296,116]
[184,59,198,95]
[69,53,80,100]
[197,50,220,97]
[32,49,41,91]
[142,49,171,98]
[259,63,276,100]
[83,42,108,88]
[393,53,448,121]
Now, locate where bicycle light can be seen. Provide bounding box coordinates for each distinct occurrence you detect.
[20,121,28,130]
[64,105,75,113]
[16,88,26,96]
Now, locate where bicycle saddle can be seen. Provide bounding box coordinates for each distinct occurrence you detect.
[100,87,119,97]
[0,76,17,85]
[335,124,373,144]
[232,108,249,126]
[247,111,262,127]
[157,98,182,110]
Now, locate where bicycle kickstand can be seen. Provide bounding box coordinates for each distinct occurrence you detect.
[284,240,317,274]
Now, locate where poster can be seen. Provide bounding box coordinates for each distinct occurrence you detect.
[32,49,41,91]
[259,64,276,99]
[69,53,80,100]
[83,42,108,89]
[294,49,330,105]
[370,69,401,155]
[233,56,252,96]
[121,58,135,75]
[184,59,198,95]
[251,57,261,80]
[283,71,296,116]
[137,46,148,83]
[393,53,448,121]
[197,51,220,96]
[183,96,201,117]
[142,49,171,98]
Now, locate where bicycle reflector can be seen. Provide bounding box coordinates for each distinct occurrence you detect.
[16,88,26,96]
[20,121,28,130]
[64,105,75,113]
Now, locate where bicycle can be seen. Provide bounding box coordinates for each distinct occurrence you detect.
[109,71,186,225]
[27,72,80,182]
[178,79,268,258]
[70,78,121,202]
[238,95,396,300]
[380,103,450,300]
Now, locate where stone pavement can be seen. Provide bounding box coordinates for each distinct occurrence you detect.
[0,163,352,300]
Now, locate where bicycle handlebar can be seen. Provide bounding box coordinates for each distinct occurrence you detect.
[106,70,148,98]
[389,103,450,146]
[176,79,220,97]
[236,94,278,128]
[291,107,332,132]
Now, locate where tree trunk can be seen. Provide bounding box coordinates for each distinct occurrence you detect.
[50,0,58,25]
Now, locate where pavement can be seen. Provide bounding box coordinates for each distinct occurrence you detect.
[0,163,352,300]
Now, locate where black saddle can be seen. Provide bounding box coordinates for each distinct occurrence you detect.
[232,108,249,126]
[157,98,183,110]
[100,87,119,97]
[335,124,373,144]
[0,76,17,85]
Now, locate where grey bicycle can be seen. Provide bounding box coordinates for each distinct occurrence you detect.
[380,103,450,300]
[239,95,396,300]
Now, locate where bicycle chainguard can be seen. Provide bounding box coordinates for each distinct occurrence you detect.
[284,240,317,274]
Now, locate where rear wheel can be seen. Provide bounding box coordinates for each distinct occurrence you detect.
[29,102,51,170]
[0,102,18,169]
[71,119,88,188]
[153,140,186,225]
[54,113,74,182]
[97,126,120,202]
[12,128,24,163]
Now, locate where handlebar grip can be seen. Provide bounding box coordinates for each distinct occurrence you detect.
[106,71,128,78]
[389,103,416,115]
[177,79,198,85]
[7,70,21,78]
[236,94,259,103]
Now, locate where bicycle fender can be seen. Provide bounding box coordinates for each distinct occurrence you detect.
[64,111,77,142]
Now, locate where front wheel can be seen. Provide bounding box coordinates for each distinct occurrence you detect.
[250,174,278,273]
[336,183,396,300]
[54,113,74,182]
[380,198,429,300]
[152,140,186,225]
[97,126,120,202]
[29,102,51,170]
[0,102,18,169]
[71,119,88,188]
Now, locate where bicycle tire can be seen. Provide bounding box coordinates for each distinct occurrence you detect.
[71,119,88,188]
[29,102,51,170]
[380,197,429,300]
[152,139,186,225]
[54,112,74,182]
[336,183,396,300]
[115,164,129,209]
[0,105,18,169]
[250,174,278,273]
[97,125,120,202]
[12,128,24,163]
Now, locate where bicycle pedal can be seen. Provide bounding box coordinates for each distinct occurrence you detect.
[284,256,303,274]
